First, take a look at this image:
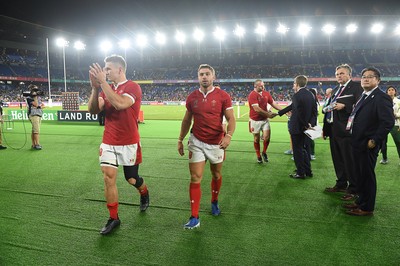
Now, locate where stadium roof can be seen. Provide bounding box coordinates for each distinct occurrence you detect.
[2,0,400,36]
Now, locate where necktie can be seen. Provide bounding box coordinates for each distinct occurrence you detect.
[351,93,367,115]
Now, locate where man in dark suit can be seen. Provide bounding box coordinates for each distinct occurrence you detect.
[279,75,317,179]
[344,67,394,216]
[324,64,363,200]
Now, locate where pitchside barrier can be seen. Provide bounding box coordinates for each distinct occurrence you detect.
[3,109,144,123]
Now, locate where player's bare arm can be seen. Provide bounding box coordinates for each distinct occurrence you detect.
[252,104,273,118]
[89,63,134,111]
[219,108,236,149]
[178,111,193,156]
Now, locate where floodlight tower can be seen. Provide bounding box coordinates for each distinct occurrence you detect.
[276,24,289,46]
[100,40,112,58]
[118,39,131,61]
[155,31,166,56]
[255,23,267,50]
[136,34,148,59]
[213,27,226,56]
[297,23,312,47]
[234,25,245,49]
[175,30,186,57]
[56,37,69,92]
[73,40,85,69]
[193,28,204,59]
[322,24,336,48]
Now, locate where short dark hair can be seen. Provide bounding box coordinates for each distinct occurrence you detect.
[294,75,308,88]
[198,64,215,76]
[104,55,127,71]
[361,67,381,81]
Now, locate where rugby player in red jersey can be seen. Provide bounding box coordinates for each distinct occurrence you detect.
[88,55,149,235]
[178,64,236,229]
[248,79,281,163]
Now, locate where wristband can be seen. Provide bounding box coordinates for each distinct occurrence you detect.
[178,139,183,143]
[226,134,232,138]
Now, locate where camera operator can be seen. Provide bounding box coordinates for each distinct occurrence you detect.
[26,85,45,150]
[0,99,7,149]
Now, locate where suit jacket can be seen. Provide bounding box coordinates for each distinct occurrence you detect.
[285,87,316,135]
[351,88,395,150]
[331,80,363,137]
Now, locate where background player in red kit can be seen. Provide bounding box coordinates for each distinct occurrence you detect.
[248,79,281,163]
[88,55,149,235]
[178,64,236,229]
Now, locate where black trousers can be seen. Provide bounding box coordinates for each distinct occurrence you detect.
[330,135,356,193]
[291,133,311,176]
[353,145,379,212]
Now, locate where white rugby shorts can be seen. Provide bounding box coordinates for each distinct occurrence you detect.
[187,134,225,164]
[249,119,270,134]
[99,143,142,168]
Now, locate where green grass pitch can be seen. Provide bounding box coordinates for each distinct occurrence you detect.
[0,105,399,265]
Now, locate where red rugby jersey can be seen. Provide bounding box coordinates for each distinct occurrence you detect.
[100,80,142,145]
[248,90,273,121]
[186,87,233,145]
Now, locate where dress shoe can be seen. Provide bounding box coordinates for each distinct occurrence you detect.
[346,208,373,216]
[341,194,357,201]
[324,186,347,193]
[289,173,305,179]
[342,203,359,209]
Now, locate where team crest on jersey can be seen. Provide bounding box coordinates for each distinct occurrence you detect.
[193,100,198,108]
[211,100,217,107]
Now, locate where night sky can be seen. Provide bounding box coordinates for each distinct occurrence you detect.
[2,0,400,36]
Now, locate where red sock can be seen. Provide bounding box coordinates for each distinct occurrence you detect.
[107,202,119,220]
[138,185,148,196]
[189,182,201,218]
[263,139,270,153]
[254,142,261,157]
[211,177,222,202]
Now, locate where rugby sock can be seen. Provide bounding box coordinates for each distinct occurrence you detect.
[254,142,261,157]
[107,202,119,220]
[211,177,222,202]
[263,139,270,153]
[190,182,201,218]
[138,185,148,196]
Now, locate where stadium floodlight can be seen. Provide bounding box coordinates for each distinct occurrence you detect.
[298,23,312,36]
[100,40,112,53]
[118,39,131,50]
[193,28,205,42]
[136,34,148,48]
[234,25,245,38]
[175,30,186,44]
[371,23,384,34]
[73,40,85,50]
[56,37,69,48]
[276,24,289,34]
[155,31,166,45]
[395,25,400,35]
[56,38,69,92]
[322,24,336,35]
[346,24,358,33]
[255,23,267,36]
[213,27,226,41]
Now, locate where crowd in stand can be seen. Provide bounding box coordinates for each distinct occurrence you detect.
[1,46,400,103]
